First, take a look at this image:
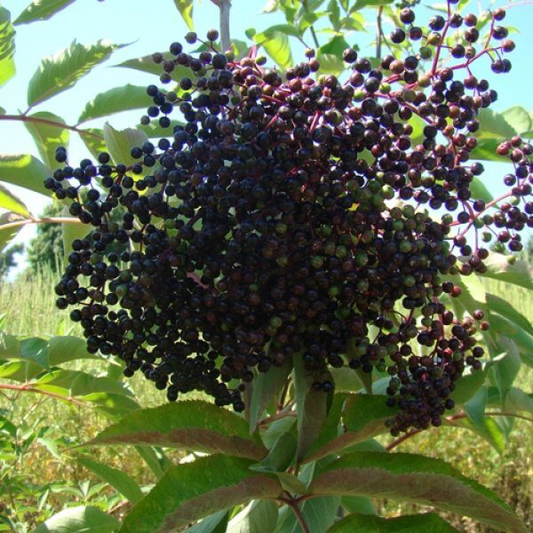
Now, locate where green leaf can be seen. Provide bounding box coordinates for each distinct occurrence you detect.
[311,452,526,532]
[262,24,302,38]
[248,356,292,433]
[275,495,341,533]
[490,337,521,403]
[115,52,192,81]
[77,456,143,503]
[305,393,344,460]
[137,119,182,138]
[119,455,282,533]
[35,369,132,396]
[227,500,278,533]
[253,30,293,69]
[341,496,376,516]
[0,184,30,217]
[89,400,267,460]
[103,123,148,166]
[250,430,296,473]
[350,0,393,11]
[501,106,532,135]
[21,337,49,368]
[62,208,90,262]
[173,0,193,30]
[476,108,517,140]
[486,316,533,368]
[328,0,341,30]
[14,0,76,25]
[486,293,533,336]
[0,8,16,88]
[304,395,396,463]
[478,253,533,290]
[329,367,364,393]
[134,445,170,479]
[32,505,119,533]
[470,138,507,162]
[0,360,43,382]
[81,392,140,419]
[316,36,350,76]
[504,387,533,415]
[48,336,99,366]
[24,111,70,170]
[293,354,329,462]
[27,39,123,107]
[186,511,229,533]
[328,513,458,532]
[469,177,493,203]
[0,154,51,197]
[79,128,106,159]
[78,84,152,124]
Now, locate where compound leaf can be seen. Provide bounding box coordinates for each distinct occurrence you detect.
[89,400,267,460]
[14,0,77,25]
[119,455,282,533]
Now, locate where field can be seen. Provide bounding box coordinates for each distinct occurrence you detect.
[0,266,531,532]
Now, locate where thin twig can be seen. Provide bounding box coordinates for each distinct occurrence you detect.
[0,383,84,406]
[0,115,103,139]
[302,0,320,49]
[279,495,310,533]
[376,5,384,59]
[0,216,84,232]
[386,410,533,451]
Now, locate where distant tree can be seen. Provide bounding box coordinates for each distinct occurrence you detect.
[27,203,64,273]
[0,243,24,280]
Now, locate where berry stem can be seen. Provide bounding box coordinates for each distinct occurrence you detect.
[280,495,311,533]
[386,410,533,451]
[0,114,103,139]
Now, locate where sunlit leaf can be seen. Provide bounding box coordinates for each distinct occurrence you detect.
[0,184,30,217]
[0,154,51,197]
[0,8,16,88]
[173,0,194,30]
[14,0,76,25]
[33,505,119,533]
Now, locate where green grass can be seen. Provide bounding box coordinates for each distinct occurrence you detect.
[0,266,531,532]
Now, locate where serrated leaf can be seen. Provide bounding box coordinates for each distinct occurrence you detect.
[79,128,106,159]
[0,8,16,88]
[115,52,192,81]
[253,30,292,69]
[77,456,143,503]
[14,0,76,25]
[486,293,533,336]
[250,431,296,473]
[119,455,282,533]
[103,123,148,166]
[137,119,183,138]
[62,207,91,262]
[328,513,458,532]
[311,452,526,532]
[81,392,139,419]
[501,106,532,135]
[478,253,533,290]
[89,400,267,460]
[476,108,517,140]
[173,0,193,30]
[24,111,70,169]
[248,356,292,433]
[32,505,119,533]
[27,39,123,107]
[0,360,43,382]
[21,337,49,368]
[304,394,396,463]
[227,500,278,533]
[48,336,99,366]
[0,154,51,197]
[78,84,152,124]
[469,177,493,203]
[293,354,329,462]
[0,184,30,217]
[185,510,229,533]
[490,337,521,403]
[316,36,350,76]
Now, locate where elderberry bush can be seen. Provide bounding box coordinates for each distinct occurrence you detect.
[46,6,532,436]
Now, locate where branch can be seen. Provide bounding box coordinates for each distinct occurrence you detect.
[302,0,320,49]
[279,495,310,533]
[386,410,533,451]
[0,216,84,232]
[211,0,232,52]
[0,114,103,139]
[0,383,84,406]
[376,5,384,59]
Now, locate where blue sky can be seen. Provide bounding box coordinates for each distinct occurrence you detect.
[1,0,532,270]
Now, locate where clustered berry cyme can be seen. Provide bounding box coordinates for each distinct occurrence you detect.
[46,2,532,435]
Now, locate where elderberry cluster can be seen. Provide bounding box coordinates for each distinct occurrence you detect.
[47,5,532,435]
